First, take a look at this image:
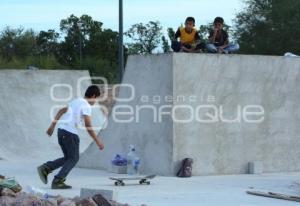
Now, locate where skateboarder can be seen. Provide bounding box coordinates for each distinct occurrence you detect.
[37,85,105,189]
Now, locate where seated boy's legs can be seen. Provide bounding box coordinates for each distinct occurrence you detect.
[181,43,193,52]
[171,40,182,52]
[223,43,240,53]
[195,42,205,52]
[172,41,206,53]
[206,43,218,53]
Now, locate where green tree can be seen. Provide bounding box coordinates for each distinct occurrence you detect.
[162,36,170,52]
[59,14,119,82]
[167,28,175,41]
[36,29,59,56]
[0,27,37,60]
[234,0,300,55]
[15,29,36,58]
[125,21,163,54]
[84,28,119,82]
[87,28,118,62]
[59,14,103,67]
[0,27,22,60]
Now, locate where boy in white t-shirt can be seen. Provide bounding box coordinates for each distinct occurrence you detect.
[37,85,104,189]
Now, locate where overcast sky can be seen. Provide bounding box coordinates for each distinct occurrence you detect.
[0,0,244,32]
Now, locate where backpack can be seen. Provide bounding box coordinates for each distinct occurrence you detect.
[177,158,194,178]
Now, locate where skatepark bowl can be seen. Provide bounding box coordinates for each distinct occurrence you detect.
[1,53,300,206]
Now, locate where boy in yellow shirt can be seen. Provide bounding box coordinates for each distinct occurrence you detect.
[171,17,205,53]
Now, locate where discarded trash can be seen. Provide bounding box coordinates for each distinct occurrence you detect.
[26,65,39,70]
[284,52,299,58]
[25,186,51,200]
[112,154,127,166]
[247,190,300,202]
[127,145,140,175]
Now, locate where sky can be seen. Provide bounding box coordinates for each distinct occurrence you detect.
[0,0,244,33]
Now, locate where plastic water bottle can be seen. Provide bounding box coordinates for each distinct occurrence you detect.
[25,186,50,200]
[133,157,140,174]
[127,145,140,175]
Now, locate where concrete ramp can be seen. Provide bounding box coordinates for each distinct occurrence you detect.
[0,70,104,161]
[78,53,300,176]
[78,54,174,175]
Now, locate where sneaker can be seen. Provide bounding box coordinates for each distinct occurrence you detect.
[37,165,51,184]
[51,177,72,189]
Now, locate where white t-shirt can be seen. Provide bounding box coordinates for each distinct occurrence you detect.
[58,98,92,135]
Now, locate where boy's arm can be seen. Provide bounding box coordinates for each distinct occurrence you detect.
[84,115,104,150]
[174,28,181,40]
[219,32,229,49]
[209,29,217,43]
[46,107,68,136]
[219,40,229,49]
[194,32,201,44]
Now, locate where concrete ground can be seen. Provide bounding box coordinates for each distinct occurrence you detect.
[1,160,300,206]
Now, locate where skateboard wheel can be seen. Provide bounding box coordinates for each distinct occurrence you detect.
[139,180,143,185]
[146,181,150,185]
[115,181,123,186]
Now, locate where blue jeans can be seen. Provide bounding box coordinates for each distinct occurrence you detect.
[45,128,80,179]
[206,43,240,53]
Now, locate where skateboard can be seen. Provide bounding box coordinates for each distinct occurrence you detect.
[109,174,156,186]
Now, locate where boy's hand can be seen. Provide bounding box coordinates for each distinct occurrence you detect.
[84,115,105,150]
[46,106,67,137]
[214,28,219,34]
[97,142,105,150]
[96,135,105,150]
[46,125,55,137]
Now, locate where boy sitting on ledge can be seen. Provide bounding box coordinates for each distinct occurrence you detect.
[171,17,205,53]
[206,17,240,54]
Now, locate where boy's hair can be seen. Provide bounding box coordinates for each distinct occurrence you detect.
[214,17,224,24]
[185,17,195,25]
[85,85,101,98]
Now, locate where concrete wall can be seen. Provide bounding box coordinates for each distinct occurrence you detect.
[172,54,300,175]
[0,70,104,161]
[78,54,175,175]
[79,53,300,176]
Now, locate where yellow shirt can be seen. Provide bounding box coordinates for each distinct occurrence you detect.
[179,27,197,44]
